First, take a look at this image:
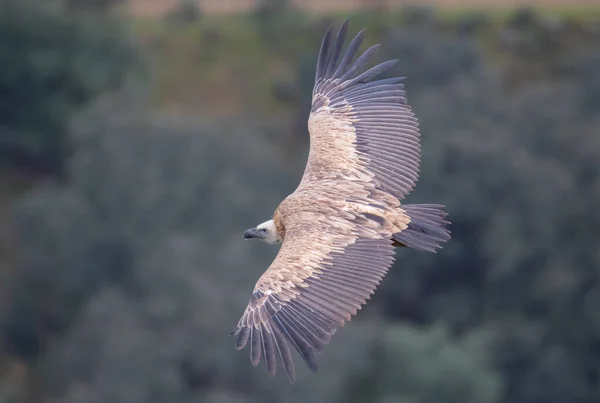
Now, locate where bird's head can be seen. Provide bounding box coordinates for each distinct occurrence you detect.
[243,219,281,245]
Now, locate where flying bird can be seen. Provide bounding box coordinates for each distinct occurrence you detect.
[232,19,450,383]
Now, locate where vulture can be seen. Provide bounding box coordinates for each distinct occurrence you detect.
[232,19,450,382]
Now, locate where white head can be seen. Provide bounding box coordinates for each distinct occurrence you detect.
[243,219,281,245]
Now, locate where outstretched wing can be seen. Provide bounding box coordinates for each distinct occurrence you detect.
[232,211,395,382]
[301,19,421,200]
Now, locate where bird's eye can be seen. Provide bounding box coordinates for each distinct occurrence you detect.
[260,228,268,233]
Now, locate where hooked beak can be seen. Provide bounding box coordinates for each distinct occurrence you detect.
[244,227,260,240]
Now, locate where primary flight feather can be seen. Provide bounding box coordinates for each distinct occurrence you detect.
[232,19,451,383]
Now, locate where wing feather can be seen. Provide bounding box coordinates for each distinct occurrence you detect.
[332,28,364,79]
[250,326,261,367]
[324,21,349,79]
[232,215,395,382]
[261,325,277,377]
[273,324,295,380]
[307,22,421,200]
[314,25,334,83]
[338,44,381,83]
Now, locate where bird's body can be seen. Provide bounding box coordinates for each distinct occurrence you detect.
[234,19,450,382]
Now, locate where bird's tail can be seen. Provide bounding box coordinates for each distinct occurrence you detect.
[392,204,451,253]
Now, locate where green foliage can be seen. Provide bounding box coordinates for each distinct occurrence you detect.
[340,324,502,403]
[0,0,144,177]
[164,0,203,25]
[62,0,122,13]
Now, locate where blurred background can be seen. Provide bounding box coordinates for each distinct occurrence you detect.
[1,0,599,402]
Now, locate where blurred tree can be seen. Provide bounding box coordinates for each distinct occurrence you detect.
[3,184,131,361]
[0,0,143,178]
[165,0,203,25]
[252,0,310,57]
[371,324,502,403]
[254,0,291,22]
[400,5,437,28]
[62,0,123,13]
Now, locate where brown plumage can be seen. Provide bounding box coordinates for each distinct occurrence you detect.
[232,19,451,382]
